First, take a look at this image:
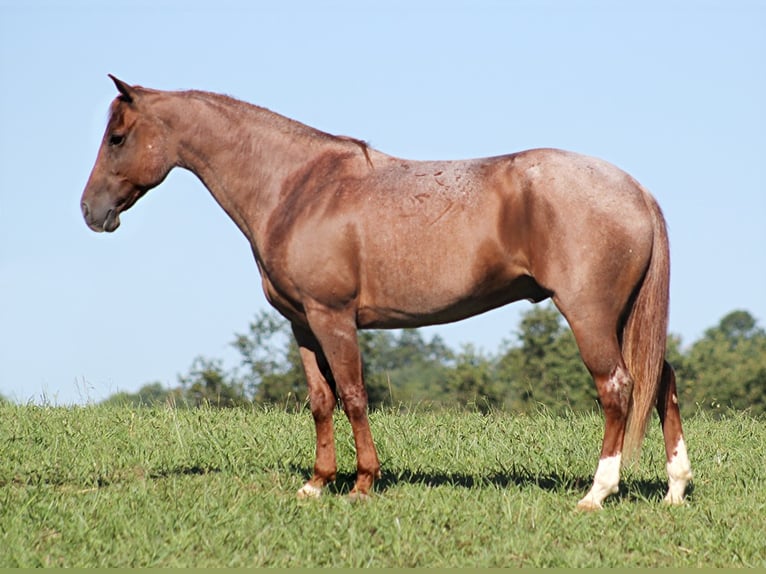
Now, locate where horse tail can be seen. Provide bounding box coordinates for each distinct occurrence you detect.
[621,186,671,462]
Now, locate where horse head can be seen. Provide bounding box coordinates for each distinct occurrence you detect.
[81,75,174,232]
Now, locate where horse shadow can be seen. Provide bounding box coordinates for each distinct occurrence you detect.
[296,465,691,505]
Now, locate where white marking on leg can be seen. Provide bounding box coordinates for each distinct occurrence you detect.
[296,482,323,499]
[664,436,692,505]
[577,454,622,511]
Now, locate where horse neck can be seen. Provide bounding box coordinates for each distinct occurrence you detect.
[159,91,330,244]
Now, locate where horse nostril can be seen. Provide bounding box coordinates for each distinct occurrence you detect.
[81,201,90,219]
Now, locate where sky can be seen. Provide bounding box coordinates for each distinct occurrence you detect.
[1,0,764,405]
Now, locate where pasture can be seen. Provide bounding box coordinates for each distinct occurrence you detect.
[0,404,763,567]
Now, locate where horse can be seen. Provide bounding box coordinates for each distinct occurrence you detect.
[81,76,692,509]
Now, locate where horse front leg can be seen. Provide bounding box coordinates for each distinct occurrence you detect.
[292,325,338,499]
[302,306,381,499]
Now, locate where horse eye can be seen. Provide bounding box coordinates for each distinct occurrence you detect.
[108,134,125,147]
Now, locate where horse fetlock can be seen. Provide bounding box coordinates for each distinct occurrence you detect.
[348,466,379,498]
[578,454,621,510]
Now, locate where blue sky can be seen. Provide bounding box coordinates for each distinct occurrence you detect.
[1,1,764,405]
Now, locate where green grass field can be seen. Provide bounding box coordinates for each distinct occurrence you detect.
[0,403,764,567]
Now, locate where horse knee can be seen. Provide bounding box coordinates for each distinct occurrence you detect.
[309,385,336,419]
[339,384,369,420]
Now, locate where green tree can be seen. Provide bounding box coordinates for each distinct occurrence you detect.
[356,330,394,408]
[178,356,247,407]
[99,298,766,418]
[100,381,182,407]
[665,333,687,374]
[230,313,455,410]
[231,311,306,408]
[229,312,451,409]
[441,343,500,412]
[496,303,596,413]
[679,310,766,416]
[360,328,453,408]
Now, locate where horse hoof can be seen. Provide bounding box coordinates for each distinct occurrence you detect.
[662,492,686,506]
[347,490,371,503]
[576,498,603,512]
[296,483,323,500]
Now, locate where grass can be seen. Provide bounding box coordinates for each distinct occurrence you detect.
[0,403,764,567]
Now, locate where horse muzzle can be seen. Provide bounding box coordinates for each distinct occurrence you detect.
[81,201,121,233]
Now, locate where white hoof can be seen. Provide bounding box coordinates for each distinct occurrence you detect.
[296,482,323,499]
[576,497,603,512]
[663,472,691,505]
[348,490,371,503]
[663,490,686,505]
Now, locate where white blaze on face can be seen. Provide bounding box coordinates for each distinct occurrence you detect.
[577,454,622,510]
[665,436,692,505]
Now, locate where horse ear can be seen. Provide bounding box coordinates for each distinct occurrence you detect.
[108,74,136,104]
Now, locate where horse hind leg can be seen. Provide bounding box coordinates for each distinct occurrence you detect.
[657,361,692,504]
[558,305,633,510]
[577,357,634,511]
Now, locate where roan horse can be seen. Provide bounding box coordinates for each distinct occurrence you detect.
[81,76,692,509]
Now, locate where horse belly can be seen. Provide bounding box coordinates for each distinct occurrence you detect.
[356,233,540,329]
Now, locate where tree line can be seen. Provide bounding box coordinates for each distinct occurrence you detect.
[102,305,766,418]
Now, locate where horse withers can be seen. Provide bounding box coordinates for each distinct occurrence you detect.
[81,76,692,509]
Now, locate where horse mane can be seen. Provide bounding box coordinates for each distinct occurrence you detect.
[181,89,373,168]
[335,135,373,168]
